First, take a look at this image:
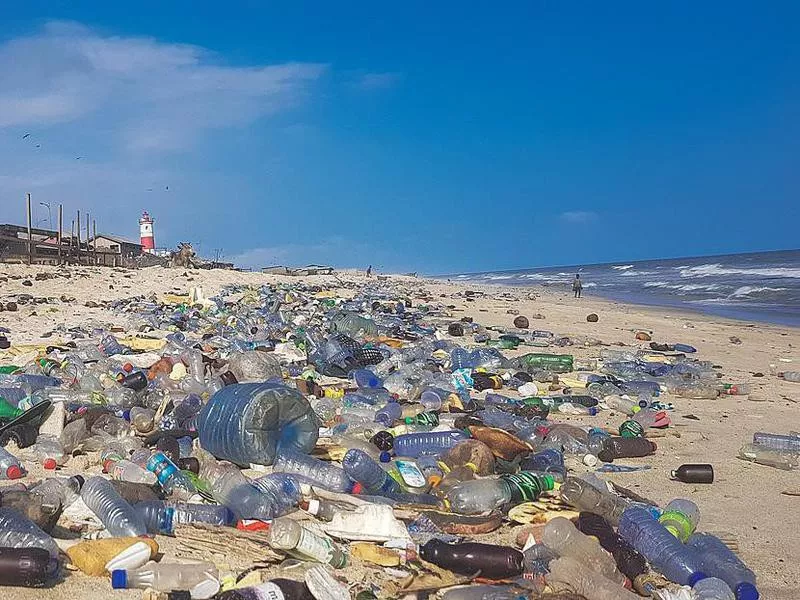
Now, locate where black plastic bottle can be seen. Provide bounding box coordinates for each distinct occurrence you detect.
[419,539,524,579]
[671,464,714,483]
[217,579,315,600]
[0,547,59,587]
[576,511,647,580]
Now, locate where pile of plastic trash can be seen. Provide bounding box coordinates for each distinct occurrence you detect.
[0,279,789,599]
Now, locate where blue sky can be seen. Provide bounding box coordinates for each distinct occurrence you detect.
[0,2,798,273]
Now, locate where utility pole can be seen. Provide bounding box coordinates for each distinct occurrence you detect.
[58,204,63,264]
[39,201,52,231]
[26,193,32,265]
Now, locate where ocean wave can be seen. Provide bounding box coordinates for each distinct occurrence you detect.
[643,281,669,288]
[679,263,800,279]
[643,281,722,292]
[612,264,634,270]
[729,285,787,298]
[620,270,657,277]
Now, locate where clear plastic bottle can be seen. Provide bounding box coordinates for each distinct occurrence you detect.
[752,432,800,452]
[546,556,640,600]
[542,517,625,585]
[26,434,66,470]
[29,475,84,512]
[266,517,347,568]
[80,476,147,537]
[135,501,235,535]
[658,498,700,542]
[721,384,751,396]
[0,507,60,556]
[129,407,156,434]
[342,449,400,494]
[374,402,403,427]
[778,371,800,382]
[576,511,648,581]
[738,444,798,470]
[146,451,197,500]
[693,577,736,600]
[392,430,469,458]
[198,454,285,520]
[0,446,24,480]
[272,449,353,493]
[560,476,630,526]
[445,473,554,514]
[103,448,158,485]
[197,382,319,466]
[352,369,382,388]
[112,562,220,599]
[668,380,719,399]
[420,387,453,411]
[686,533,759,600]
[618,506,706,586]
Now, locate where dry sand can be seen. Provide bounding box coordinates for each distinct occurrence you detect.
[0,264,798,599]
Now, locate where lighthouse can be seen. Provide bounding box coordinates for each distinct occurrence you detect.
[139,211,155,253]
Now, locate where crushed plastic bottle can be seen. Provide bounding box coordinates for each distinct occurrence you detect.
[80,476,147,537]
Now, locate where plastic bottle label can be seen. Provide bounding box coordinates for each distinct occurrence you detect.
[394,460,427,489]
[251,582,286,600]
[293,528,334,563]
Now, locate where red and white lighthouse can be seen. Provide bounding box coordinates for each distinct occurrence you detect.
[139,211,155,253]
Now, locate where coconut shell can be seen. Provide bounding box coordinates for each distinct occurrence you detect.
[466,426,531,461]
[440,439,496,475]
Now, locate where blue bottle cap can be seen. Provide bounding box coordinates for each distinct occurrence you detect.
[379,451,392,463]
[735,582,760,600]
[111,570,128,589]
[688,572,707,587]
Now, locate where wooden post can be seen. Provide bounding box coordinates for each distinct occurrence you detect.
[85,213,90,265]
[57,204,63,265]
[26,193,32,265]
[92,219,97,266]
[76,210,81,265]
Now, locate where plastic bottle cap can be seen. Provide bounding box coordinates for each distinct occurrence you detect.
[6,465,22,479]
[111,570,128,589]
[735,582,760,600]
[379,451,391,463]
[351,482,364,495]
[42,458,57,470]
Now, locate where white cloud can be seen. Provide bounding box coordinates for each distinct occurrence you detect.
[0,21,327,151]
[351,71,402,91]
[560,210,598,224]
[230,237,373,269]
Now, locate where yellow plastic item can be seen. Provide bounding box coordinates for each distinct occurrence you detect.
[118,337,166,351]
[558,377,587,389]
[66,537,159,576]
[351,542,402,566]
[162,294,190,304]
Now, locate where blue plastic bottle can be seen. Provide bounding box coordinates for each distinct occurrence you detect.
[374,402,403,427]
[342,449,400,495]
[352,369,382,389]
[687,533,759,600]
[135,501,235,534]
[146,452,197,500]
[272,449,353,493]
[618,506,706,586]
[392,430,470,458]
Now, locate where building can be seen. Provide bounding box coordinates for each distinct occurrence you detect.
[92,233,144,258]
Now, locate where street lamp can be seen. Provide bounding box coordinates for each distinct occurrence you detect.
[39,202,52,231]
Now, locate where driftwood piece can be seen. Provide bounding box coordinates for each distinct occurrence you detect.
[173,522,284,569]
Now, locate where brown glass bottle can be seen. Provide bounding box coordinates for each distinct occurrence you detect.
[597,436,656,461]
[419,539,524,579]
[576,511,647,580]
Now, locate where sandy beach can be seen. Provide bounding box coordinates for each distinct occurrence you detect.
[1,264,798,599]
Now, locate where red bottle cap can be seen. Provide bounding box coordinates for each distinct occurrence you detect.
[6,465,23,479]
[351,482,364,495]
[43,458,57,470]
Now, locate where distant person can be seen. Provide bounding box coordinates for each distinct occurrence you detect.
[573,274,583,298]
[366,265,372,278]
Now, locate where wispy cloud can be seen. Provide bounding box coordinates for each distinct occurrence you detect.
[350,71,402,91]
[229,237,374,269]
[0,21,327,152]
[560,210,598,224]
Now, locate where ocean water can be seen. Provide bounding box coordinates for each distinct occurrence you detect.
[444,250,800,326]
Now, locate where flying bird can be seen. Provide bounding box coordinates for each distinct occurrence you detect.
[22,133,30,139]
[75,157,83,160]
[165,185,169,191]
[35,144,41,148]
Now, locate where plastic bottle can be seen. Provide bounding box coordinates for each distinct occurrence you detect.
[738,444,798,470]
[752,432,800,453]
[659,498,700,542]
[597,437,656,461]
[445,473,554,514]
[374,402,403,427]
[778,371,800,382]
[112,562,220,599]
[576,511,647,581]
[102,449,158,485]
[29,475,84,512]
[693,577,736,600]
[80,476,147,537]
[560,476,630,526]
[0,547,59,587]
[342,449,400,495]
[392,430,469,458]
[546,556,639,600]
[420,387,454,411]
[272,449,353,493]
[514,353,573,374]
[542,517,625,585]
[419,539,524,579]
[687,533,759,600]
[618,505,706,586]
[0,446,24,480]
[671,463,714,483]
[519,448,566,480]
[26,434,66,470]
[668,381,719,399]
[603,394,643,415]
[218,579,315,600]
[352,369,382,388]
[266,517,347,568]
[197,382,319,466]
[135,501,235,535]
[146,451,197,500]
[721,384,751,396]
[0,507,60,556]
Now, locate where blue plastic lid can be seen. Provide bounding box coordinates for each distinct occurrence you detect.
[688,572,707,587]
[736,582,759,600]
[111,570,127,589]
[379,451,391,463]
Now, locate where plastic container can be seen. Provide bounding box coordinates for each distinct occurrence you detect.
[576,511,647,581]
[542,517,625,584]
[659,498,700,542]
[80,476,147,537]
[618,505,706,586]
[392,430,469,458]
[514,353,573,374]
[752,432,800,453]
[30,475,84,512]
[560,476,630,526]
[546,556,639,600]
[0,547,59,587]
[146,451,197,500]
[419,539,524,579]
[671,463,714,483]
[693,577,736,600]
[266,517,347,568]
[738,444,799,470]
[445,473,554,514]
[135,501,235,535]
[519,449,566,480]
[0,507,60,556]
[197,382,319,466]
[687,533,759,600]
[0,446,24,480]
[112,562,220,599]
[342,449,400,495]
[272,449,353,493]
[778,371,800,382]
[352,369,381,388]
[27,435,66,470]
[374,402,403,427]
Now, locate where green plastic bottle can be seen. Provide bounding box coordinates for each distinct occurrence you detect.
[0,397,24,420]
[0,366,21,375]
[515,353,574,374]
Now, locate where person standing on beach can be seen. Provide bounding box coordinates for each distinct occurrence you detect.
[573,274,583,298]
[366,265,372,278]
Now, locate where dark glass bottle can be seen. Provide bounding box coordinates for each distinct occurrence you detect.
[576,511,647,580]
[419,539,524,579]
